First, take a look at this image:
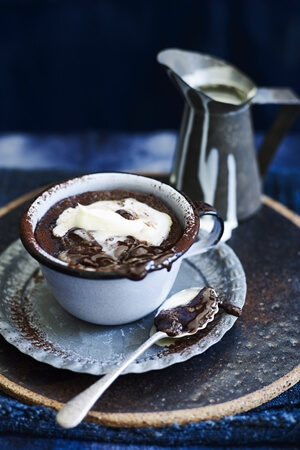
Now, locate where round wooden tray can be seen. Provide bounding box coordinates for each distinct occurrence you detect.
[0,192,299,428]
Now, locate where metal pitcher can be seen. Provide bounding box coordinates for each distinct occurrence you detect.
[157,48,300,236]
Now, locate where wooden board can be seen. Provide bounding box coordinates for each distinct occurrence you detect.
[0,192,299,428]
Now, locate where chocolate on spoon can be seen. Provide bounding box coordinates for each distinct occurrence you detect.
[154,286,220,337]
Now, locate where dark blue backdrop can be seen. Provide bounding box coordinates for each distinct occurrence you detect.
[0,0,299,133]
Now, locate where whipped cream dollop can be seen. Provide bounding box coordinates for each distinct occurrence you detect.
[52,198,172,246]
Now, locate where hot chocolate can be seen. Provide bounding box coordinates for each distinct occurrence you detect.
[35,189,183,280]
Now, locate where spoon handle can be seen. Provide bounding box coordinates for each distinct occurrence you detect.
[56,330,167,429]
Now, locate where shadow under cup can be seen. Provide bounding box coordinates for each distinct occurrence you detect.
[19,172,224,325]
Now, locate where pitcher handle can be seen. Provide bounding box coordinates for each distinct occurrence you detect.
[252,87,300,178]
[182,201,224,259]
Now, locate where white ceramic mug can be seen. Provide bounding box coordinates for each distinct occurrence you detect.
[20,172,224,325]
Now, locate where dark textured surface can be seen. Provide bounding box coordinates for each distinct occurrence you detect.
[0,199,298,415]
[0,191,299,446]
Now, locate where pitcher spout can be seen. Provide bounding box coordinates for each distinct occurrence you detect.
[157,48,257,108]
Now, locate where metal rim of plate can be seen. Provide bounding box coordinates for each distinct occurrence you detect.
[0,238,246,375]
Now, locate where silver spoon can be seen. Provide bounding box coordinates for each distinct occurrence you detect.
[56,286,219,429]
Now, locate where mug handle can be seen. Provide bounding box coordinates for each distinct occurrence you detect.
[182,201,224,259]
